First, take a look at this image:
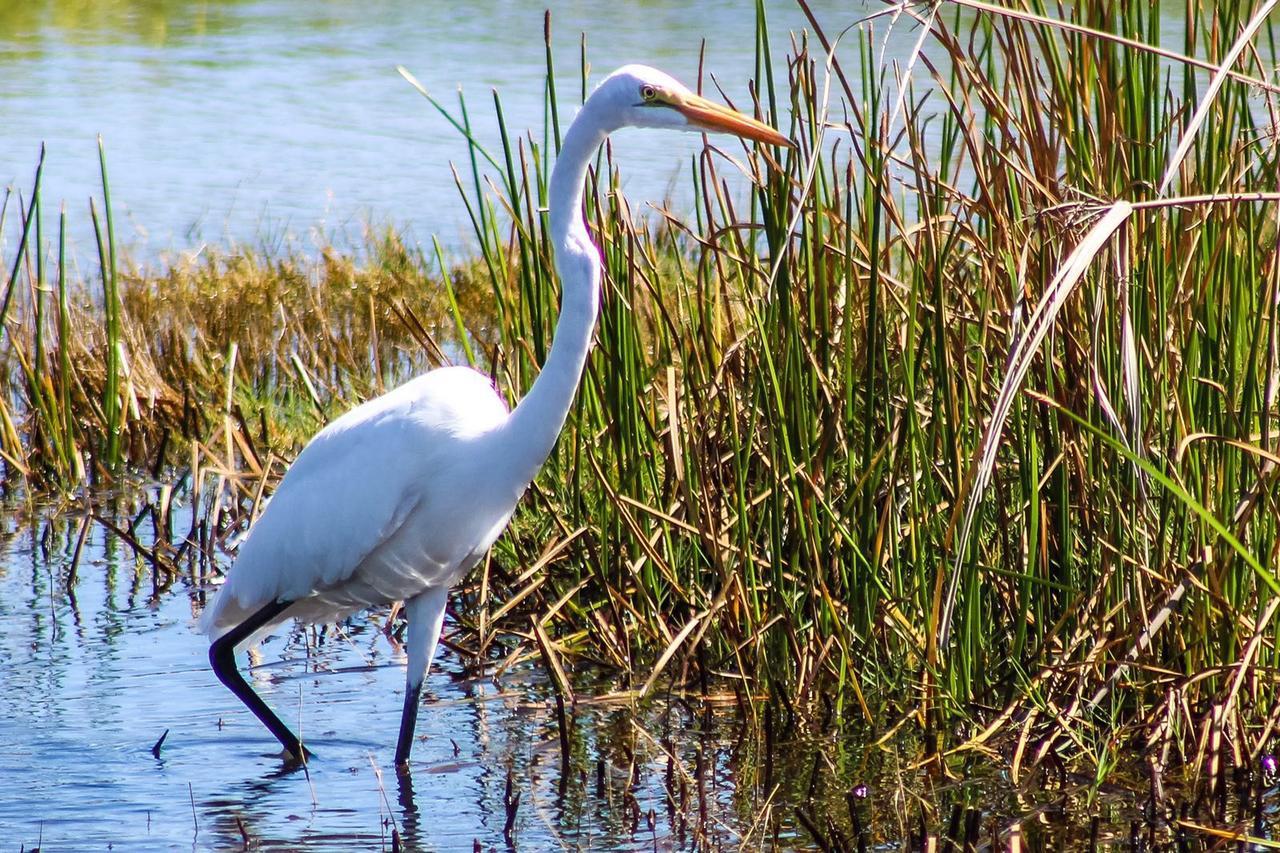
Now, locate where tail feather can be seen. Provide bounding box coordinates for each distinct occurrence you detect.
[199,586,245,640]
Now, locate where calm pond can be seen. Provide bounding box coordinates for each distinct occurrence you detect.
[0,0,865,260]
[0,1,1210,261]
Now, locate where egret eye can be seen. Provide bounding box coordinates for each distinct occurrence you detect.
[640,84,658,102]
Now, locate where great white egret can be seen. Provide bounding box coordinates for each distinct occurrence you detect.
[200,64,790,765]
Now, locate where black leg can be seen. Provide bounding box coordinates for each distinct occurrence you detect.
[208,598,313,761]
[394,680,423,766]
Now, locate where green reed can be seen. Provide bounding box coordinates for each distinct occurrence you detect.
[440,0,1280,766]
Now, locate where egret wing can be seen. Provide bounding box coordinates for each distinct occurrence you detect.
[201,367,508,636]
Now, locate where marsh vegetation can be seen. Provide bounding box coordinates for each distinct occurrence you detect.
[5,0,1280,848]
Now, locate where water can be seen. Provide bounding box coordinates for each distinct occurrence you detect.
[0,502,811,850]
[7,501,1277,851]
[0,1,1213,264]
[0,0,861,263]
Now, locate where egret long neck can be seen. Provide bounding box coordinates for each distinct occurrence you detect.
[502,112,607,485]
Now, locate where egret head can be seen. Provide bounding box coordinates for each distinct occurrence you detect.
[589,64,792,147]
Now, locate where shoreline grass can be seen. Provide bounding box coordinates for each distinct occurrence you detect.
[4,1,1280,843]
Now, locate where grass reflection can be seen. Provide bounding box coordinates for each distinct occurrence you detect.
[0,0,254,49]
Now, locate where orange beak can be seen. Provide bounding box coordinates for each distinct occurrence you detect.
[670,92,793,148]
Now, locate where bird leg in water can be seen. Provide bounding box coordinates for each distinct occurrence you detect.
[395,586,449,766]
[208,598,313,762]
[396,681,424,768]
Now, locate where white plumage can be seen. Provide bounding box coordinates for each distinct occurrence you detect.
[201,367,511,634]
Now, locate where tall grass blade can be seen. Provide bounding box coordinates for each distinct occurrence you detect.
[941,201,1135,647]
[1158,0,1279,195]
[1,145,44,334]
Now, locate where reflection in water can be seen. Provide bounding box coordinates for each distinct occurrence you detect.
[396,765,419,844]
[0,0,253,49]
